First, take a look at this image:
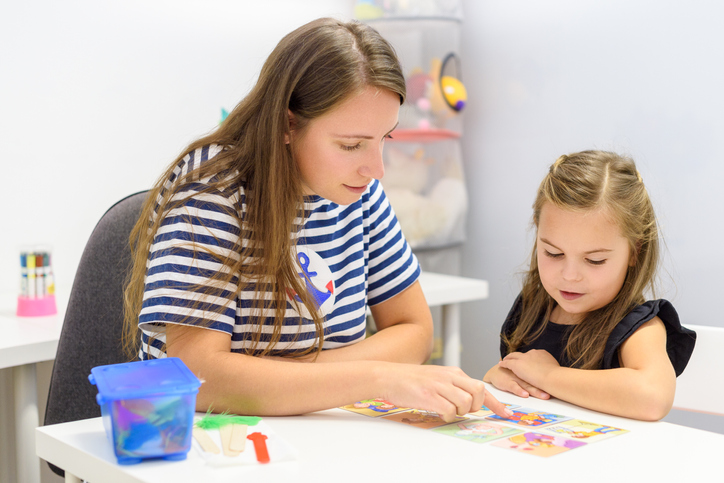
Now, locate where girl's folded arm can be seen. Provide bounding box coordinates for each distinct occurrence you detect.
[521,317,675,420]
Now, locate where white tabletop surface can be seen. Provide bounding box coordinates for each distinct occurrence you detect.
[417,271,488,306]
[36,385,724,483]
[0,293,66,370]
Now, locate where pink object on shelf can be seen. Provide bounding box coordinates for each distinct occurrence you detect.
[16,295,57,317]
[388,128,461,143]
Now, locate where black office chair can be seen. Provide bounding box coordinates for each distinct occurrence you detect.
[43,190,148,476]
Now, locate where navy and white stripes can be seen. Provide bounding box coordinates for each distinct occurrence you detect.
[139,146,420,359]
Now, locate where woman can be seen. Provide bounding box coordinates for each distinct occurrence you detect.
[123,17,509,422]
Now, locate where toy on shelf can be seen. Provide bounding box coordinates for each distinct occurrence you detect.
[382,145,467,248]
[404,53,467,130]
[359,0,468,250]
[354,0,463,20]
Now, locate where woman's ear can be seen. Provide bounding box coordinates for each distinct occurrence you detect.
[285,109,296,144]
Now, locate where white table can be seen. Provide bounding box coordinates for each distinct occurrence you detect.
[0,297,66,483]
[418,272,488,367]
[2,273,486,482]
[36,385,724,483]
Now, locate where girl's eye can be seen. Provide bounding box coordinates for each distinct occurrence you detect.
[544,250,563,259]
[341,143,362,151]
[587,259,606,266]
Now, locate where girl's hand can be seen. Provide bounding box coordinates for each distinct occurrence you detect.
[379,363,514,422]
[484,362,550,399]
[498,349,560,390]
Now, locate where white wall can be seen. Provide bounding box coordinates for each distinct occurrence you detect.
[458,0,724,379]
[0,2,354,482]
[0,0,353,297]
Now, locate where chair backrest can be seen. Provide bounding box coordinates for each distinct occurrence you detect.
[673,324,724,415]
[43,191,148,475]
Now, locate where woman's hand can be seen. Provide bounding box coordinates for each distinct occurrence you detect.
[484,359,551,400]
[377,363,514,422]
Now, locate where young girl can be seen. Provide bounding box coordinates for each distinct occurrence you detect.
[121,17,510,423]
[484,150,696,421]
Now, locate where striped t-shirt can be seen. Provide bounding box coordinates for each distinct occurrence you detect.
[139,145,420,359]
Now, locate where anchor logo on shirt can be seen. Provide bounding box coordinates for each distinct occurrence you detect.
[287,249,335,317]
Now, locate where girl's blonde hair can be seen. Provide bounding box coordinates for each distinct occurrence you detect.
[503,150,660,369]
[121,18,406,360]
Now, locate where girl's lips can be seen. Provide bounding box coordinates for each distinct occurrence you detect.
[560,290,584,301]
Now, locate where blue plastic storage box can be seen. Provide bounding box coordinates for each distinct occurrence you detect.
[89,357,201,465]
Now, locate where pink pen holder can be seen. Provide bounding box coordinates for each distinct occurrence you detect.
[16,295,57,317]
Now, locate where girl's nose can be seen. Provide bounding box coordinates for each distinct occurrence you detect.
[561,260,583,281]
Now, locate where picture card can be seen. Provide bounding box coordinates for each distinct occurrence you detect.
[382,409,467,429]
[468,402,519,417]
[487,407,571,427]
[540,419,629,443]
[433,419,523,444]
[340,398,410,417]
[491,431,587,457]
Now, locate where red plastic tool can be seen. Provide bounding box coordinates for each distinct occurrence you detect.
[247,432,270,463]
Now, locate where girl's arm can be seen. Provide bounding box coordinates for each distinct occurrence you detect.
[497,317,676,420]
[166,321,512,422]
[483,361,550,400]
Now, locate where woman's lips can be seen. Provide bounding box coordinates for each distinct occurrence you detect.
[344,184,368,194]
[560,290,584,301]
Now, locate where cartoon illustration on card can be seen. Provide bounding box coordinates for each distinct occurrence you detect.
[491,431,586,457]
[381,409,467,429]
[433,419,523,443]
[340,398,410,417]
[541,419,629,443]
[487,407,571,427]
[468,403,519,417]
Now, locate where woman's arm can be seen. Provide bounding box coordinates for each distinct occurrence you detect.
[166,322,511,422]
[497,317,676,420]
[303,281,433,364]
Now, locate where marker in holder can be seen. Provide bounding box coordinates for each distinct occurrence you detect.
[17,248,57,317]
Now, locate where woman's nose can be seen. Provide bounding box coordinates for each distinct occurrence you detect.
[359,146,385,180]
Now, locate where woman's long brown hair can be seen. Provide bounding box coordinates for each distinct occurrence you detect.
[503,151,660,369]
[122,18,406,360]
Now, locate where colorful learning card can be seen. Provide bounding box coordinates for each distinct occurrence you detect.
[340,398,410,417]
[381,409,467,429]
[468,402,519,417]
[433,419,523,444]
[491,431,586,457]
[540,419,629,443]
[486,407,571,427]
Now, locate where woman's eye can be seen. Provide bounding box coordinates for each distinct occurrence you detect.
[587,259,606,266]
[544,250,563,259]
[341,143,362,151]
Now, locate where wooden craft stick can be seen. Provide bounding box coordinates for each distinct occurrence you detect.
[220,424,241,457]
[229,424,248,452]
[192,427,220,454]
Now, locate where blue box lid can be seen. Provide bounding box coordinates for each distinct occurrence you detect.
[89,357,201,405]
